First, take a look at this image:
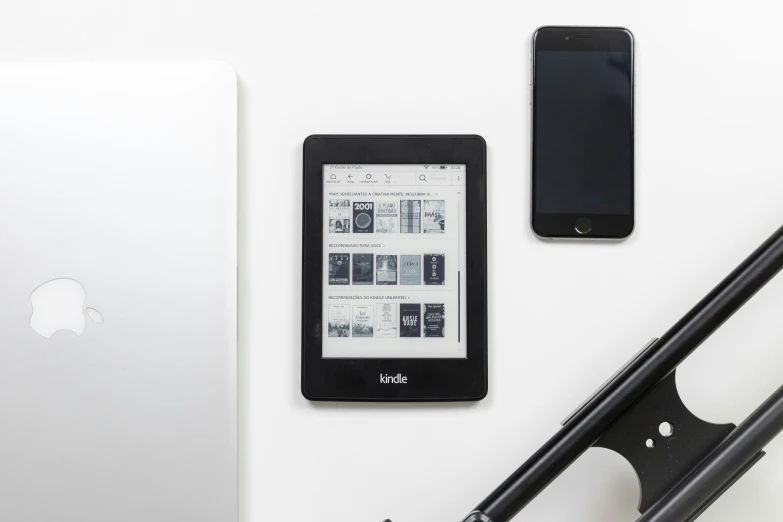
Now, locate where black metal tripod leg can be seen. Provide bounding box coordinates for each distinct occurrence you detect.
[465,225,783,522]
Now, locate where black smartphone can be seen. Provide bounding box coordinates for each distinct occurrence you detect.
[531,26,634,239]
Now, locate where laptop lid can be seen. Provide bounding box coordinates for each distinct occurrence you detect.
[0,62,237,522]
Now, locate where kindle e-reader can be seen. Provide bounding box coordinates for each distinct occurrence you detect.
[302,135,487,401]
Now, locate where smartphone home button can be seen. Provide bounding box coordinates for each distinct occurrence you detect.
[575,217,592,235]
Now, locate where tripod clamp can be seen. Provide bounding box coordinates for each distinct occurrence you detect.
[582,345,763,512]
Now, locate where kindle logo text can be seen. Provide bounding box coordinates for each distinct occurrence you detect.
[380,373,408,384]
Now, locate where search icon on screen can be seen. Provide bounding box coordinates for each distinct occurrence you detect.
[419,174,427,182]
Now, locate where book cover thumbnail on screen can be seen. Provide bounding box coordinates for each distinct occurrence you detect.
[376,201,398,234]
[400,303,421,337]
[423,254,445,285]
[423,200,445,233]
[376,254,398,285]
[375,303,398,338]
[400,200,421,233]
[352,254,374,285]
[328,253,350,285]
[352,305,374,337]
[353,201,374,233]
[423,304,445,337]
[329,199,351,233]
[328,304,350,337]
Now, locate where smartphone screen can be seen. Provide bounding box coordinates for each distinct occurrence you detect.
[532,27,634,239]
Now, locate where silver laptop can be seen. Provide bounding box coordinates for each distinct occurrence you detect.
[0,62,237,522]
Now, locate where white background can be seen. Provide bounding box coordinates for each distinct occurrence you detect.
[3,1,783,521]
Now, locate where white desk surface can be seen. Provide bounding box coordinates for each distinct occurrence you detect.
[3,1,783,521]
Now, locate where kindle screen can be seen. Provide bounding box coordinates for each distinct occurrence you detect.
[323,164,467,358]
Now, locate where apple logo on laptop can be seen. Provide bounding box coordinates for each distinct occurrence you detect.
[29,278,103,339]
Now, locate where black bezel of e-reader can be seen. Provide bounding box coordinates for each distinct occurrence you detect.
[301,135,488,402]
